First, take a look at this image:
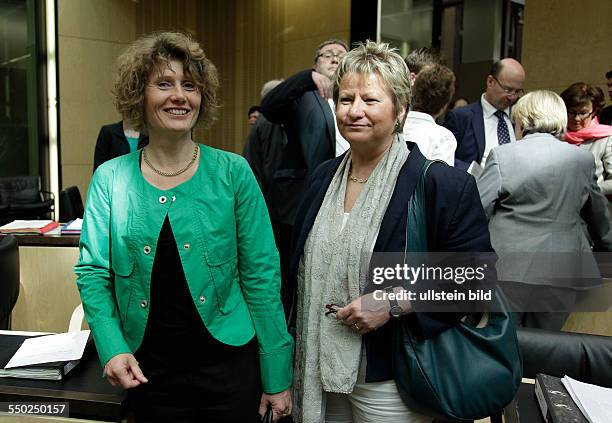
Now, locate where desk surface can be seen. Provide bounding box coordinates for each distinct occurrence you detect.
[14,233,80,247]
[0,346,126,421]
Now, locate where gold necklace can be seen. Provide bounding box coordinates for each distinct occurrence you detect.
[143,143,198,177]
[348,171,368,184]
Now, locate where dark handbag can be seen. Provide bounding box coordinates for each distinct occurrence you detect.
[391,159,522,421]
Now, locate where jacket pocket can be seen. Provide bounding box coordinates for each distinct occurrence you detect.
[204,249,241,315]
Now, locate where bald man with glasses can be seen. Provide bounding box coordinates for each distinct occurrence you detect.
[444,58,526,171]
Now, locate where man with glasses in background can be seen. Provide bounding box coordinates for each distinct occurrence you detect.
[260,39,348,315]
[444,58,526,171]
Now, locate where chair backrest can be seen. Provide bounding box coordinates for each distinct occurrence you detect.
[59,186,84,222]
[0,235,20,330]
[0,176,42,205]
[518,327,612,388]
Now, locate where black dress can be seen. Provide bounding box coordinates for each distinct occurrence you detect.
[129,216,262,422]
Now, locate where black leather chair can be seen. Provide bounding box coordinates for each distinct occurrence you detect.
[501,328,612,422]
[0,235,19,330]
[59,185,84,223]
[0,176,54,225]
[517,327,612,386]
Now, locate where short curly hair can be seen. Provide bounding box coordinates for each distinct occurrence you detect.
[560,82,605,116]
[112,31,219,132]
[412,64,455,115]
[333,40,410,133]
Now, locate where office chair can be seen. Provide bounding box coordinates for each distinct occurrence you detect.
[0,176,54,224]
[59,186,84,223]
[0,235,19,330]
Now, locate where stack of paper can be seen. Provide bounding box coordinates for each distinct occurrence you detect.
[0,220,59,234]
[562,376,612,423]
[0,330,91,380]
[61,218,83,234]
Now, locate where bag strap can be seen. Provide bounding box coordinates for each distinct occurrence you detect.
[404,159,441,261]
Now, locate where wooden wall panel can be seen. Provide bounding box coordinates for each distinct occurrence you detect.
[522,0,612,96]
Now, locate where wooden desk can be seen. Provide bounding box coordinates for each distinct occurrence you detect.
[11,235,82,333]
[0,340,126,422]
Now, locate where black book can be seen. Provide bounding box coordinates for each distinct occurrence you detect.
[535,374,588,423]
[0,334,85,381]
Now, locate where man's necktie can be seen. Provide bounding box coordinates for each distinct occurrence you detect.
[495,110,511,145]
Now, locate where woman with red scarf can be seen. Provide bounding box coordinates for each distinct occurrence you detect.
[561,82,612,198]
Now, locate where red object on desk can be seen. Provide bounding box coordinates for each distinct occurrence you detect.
[0,221,59,235]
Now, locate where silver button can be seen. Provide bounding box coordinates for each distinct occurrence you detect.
[140,300,148,308]
[199,295,206,303]
[159,196,167,204]
[143,245,151,255]
[184,243,190,250]
[171,195,176,202]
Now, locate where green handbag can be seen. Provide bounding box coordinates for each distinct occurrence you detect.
[391,159,522,422]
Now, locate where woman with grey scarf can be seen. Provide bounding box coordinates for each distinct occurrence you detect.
[289,41,492,423]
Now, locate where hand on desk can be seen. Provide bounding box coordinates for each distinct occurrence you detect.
[259,388,292,422]
[104,353,148,389]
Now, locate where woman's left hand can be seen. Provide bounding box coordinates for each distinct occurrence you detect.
[335,293,390,334]
[259,388,292,422]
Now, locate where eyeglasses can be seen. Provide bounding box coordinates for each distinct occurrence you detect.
[491,75,524,97]
[317,51,346,61]
[568,110,593,120]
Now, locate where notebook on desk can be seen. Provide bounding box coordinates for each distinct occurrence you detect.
[0,332,91,381]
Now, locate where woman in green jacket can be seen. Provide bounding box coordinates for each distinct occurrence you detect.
[75,32,293,422]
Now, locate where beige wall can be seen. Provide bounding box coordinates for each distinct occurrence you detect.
[58,0,138,203]
[57,0,350,201]
[522,0,612,98]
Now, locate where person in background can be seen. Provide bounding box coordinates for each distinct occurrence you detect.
[243,79,293,317]
[403,64,457,165]
[561,82,612,198]
[93,119,148,173]
[444,59,525,170]
[75,31,292,422]
[403,46,446,86]
[260,38,349,228]
[478,90,612,330]
[598,70,612,125]
[248,105,261,126]
[291,40,491,423]
[450,97,469,110]
[260,39,349,321]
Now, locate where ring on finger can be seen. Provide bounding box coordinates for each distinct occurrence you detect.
[353,323,361,331]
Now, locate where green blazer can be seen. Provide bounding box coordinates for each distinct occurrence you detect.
[75,144,293,393]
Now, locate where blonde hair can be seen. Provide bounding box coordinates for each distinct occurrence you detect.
[113,31,219,132]
[511,90,567,138]
[333,40,411,132]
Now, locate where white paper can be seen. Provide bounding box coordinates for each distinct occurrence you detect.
[562,375,612,423]
[0,220,54,230]
[5,330,90,369]
[64,218,83,230]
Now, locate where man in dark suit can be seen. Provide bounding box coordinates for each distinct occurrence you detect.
[260,39,348,316]
[260,38,349,226]
[444,58,525,171]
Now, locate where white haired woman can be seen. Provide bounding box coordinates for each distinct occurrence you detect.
[478,90,612,330]
[290,41,492,423]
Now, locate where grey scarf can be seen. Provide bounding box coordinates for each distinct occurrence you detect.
[294,136,409,423]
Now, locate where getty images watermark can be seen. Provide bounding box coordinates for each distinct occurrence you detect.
[364,252,612,313]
